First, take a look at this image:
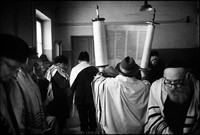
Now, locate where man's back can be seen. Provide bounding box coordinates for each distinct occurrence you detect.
[92,74,149,134]
[72,66,98,105]
[70,51,99,133]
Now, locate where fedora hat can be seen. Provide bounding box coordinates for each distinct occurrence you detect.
[115,56,140,77]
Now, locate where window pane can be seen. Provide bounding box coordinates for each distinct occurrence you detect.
[36,20,42,57]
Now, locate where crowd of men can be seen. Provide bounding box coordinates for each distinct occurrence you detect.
[0,33,199,134]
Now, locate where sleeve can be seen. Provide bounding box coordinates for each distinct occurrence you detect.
[102,66,119,77]
[144,81,173,134]
[190,77,200,134]
[91,74,106,107]
[91,74,107,124]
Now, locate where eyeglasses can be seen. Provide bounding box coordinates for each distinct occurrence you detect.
[164,77,184,88]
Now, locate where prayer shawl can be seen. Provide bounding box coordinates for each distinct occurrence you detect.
[16,70,46,133]
[144,73,200,134]
[45,63,69,82]
[92,74,150,134]
[0,70,46,134]
[70,61,91,87]
[0,79,20,134]
[45,63,70,102]
[69,61,91,114]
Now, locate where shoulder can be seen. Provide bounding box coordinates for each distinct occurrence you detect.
[70,64,79,74]
[135,79,151,92]
[94,74,118,84]
[71,63,81,70]
[85,66,98,73]
[89,65,98,70]
[151,78,163,93]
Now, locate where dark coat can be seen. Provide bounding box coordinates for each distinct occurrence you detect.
[46,72,70,119]
[71,66,98,106]
[147,60,164,84]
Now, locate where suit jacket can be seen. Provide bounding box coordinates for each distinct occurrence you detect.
[70,61,98,105]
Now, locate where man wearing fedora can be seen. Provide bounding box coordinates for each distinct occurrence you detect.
[92,56,150,134]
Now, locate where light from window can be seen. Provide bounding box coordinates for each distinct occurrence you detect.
[36,20,43,57]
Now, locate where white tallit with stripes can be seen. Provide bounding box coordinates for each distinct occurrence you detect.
[144,73,200,134]
[44,63,70,103]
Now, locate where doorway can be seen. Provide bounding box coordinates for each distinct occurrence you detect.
[71,36,95,67]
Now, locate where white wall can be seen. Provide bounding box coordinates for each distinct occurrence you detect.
[55,1,198,51]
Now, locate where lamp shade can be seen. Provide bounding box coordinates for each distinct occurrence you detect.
[140,0,153,12]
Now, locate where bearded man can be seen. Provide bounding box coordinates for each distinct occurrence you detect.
[144,60,200,134]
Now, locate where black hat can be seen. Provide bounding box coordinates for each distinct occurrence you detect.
[150,50,159,57]
[54,55,68,64]
[29,46,38,56]
[39,54,49,62]
[0,33,30,63]
[78,51,89,62]
[115,56,140,77]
